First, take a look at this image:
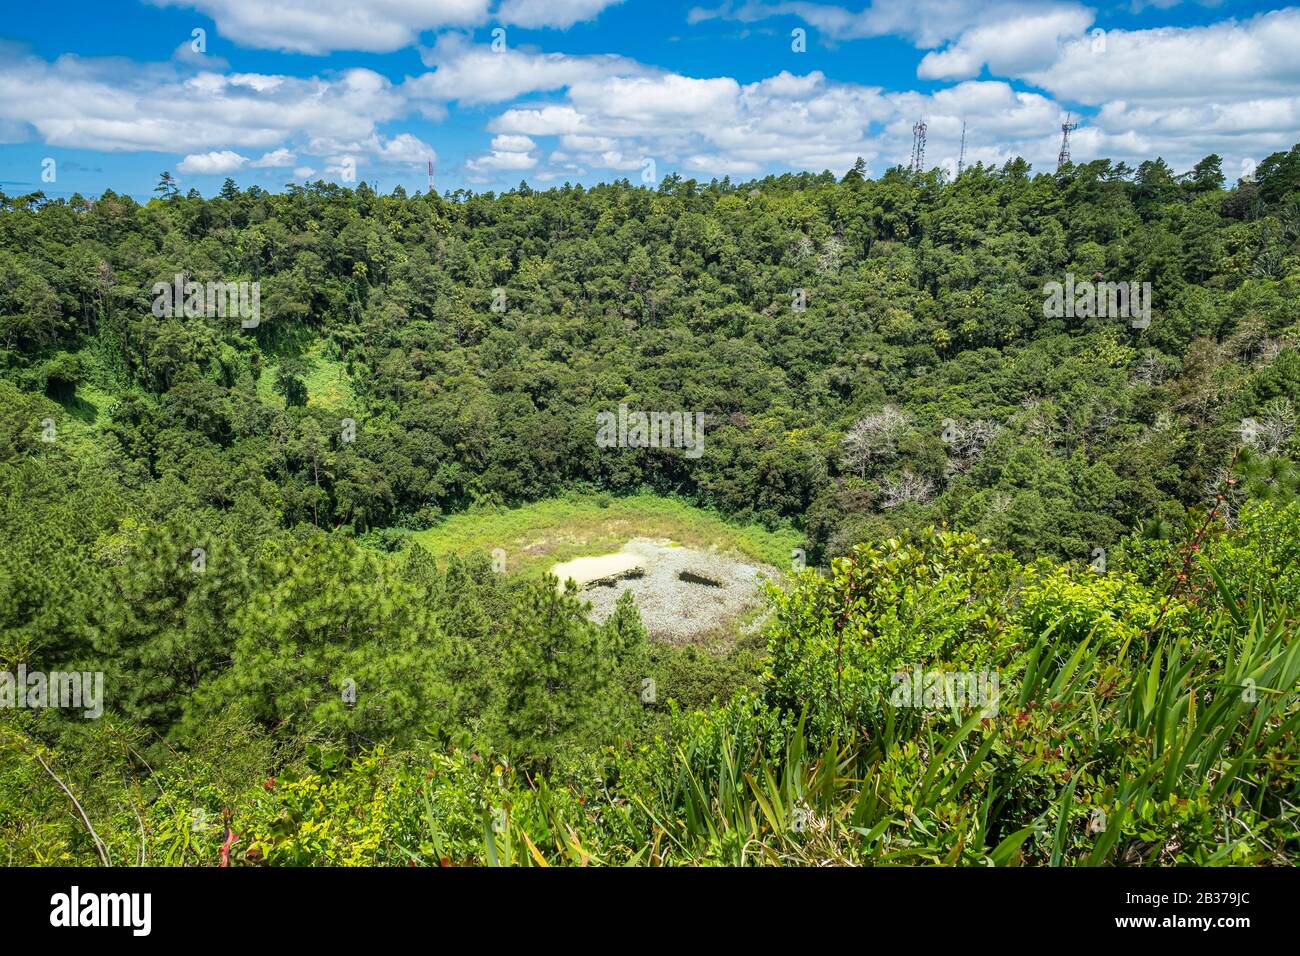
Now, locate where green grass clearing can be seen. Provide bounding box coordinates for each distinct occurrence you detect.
[256,339,354,410]
[407,493,801,581]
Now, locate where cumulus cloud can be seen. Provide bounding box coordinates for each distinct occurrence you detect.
[250,147,296,167]
[560,134,618,151]
[683,153,760,175]
[170,39,229,70]
[690,0,1097,80]
[917,6,1094,79]
[492,105,590,137]
[664,2,1299,176]
[4,3,1300,190]
[178,149,247,174]
[1021,8,1300,104]
[466,128,543,179]
[479,39,1290,185]
[147,0,490,54]
[566,73,741,131]
[407,33,647,105]
[0,47,437,181]
[148,0,624,53]
[373,132,438,163]
[492,69,882,177]
[466,141,539,176]
[497,0,626,29]
[0,50,407,153]
[468,150,538,171]
[491,134,537,152]
[688,0,1089,47]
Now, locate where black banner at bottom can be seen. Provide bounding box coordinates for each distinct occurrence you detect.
[0,866,1285,942]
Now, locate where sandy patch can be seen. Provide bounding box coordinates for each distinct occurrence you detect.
[552,538,774,643]
[551,551,646,588]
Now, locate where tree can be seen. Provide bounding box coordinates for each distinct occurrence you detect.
[843,157,867,185]
[186,534,460,747]
[841,406,911,478]
[1256,144,1300,204]
[499,579,634,767]
[154,171,179,200]
[275,358,309,407]
[1188,154,1225,192]
[94,518,252,729]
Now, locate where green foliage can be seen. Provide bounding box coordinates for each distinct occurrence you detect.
[498,581,644,766]
[763,530,1019,744]
[5,153,1299,553]
[3,145,1300,867]
[184,534,463,747]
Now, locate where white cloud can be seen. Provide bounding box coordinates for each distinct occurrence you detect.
[491,68,884,177]
[0,51,407,153]
[687,0,1088,47]
[491,134,536,152]
[467,146,539,174]
[690,1,1097,81]
[147,0,491,54]
[497,0,626,29]
[1022,8,1300,104]
[374,132,437,163]
[5,3,1300,191]
[250,147,296,167]
[407,33,647,105]
[147,0,623,53]
[917,6,1094,79]
[915,8,1300,171]
[493,105,590,136]
[467,130,541,178]
[666,2,1300,175]
[170,40,229,70]
[683,153,760,175]
[0,51,416,167]
[560,134,617,151]
[568,73,740,129]
[178,149,248,174]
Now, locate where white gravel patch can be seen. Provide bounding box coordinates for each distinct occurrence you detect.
[551,552,646,589]
[554,538,775,643]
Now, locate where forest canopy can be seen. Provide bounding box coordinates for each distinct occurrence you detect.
[2,144,1300,866]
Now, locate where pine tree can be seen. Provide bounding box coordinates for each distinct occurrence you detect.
[499,579,620,768]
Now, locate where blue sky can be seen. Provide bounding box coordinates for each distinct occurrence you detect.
[1,0,1296,199]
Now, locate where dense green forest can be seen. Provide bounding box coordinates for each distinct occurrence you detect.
[2,144,1300,865]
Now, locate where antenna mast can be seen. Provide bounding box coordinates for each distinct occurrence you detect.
[957,120,967,176]
[910,119,927,174]
[1057,114,1078,170]
[427,160,434,193]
